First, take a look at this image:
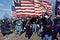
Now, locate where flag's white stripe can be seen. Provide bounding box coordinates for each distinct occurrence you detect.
[16,10,34,12]
[35,5,41,7]
[21,1,33,4]
[35,4,40,5]
[35,10,46,12]
[16,13,42,15]
[35,9,45,11]
[16,11,34,13]
[35,7,44,9]
[16,13,35,14]
[47,6,52,7]
[15,7,34,8]
[21,1,31,2]
[21,4,34,6]
[16,8,34,10]
[21,5,34,7]
[16,9,45,12]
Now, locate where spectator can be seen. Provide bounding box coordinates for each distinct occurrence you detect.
[42,24,53,40]
[37,15,43,36]
[1,19,11,36]
[53,14,60,40]
[32,22,37,33]
[25,23,32,39]
[42,14,52,28]
[15,17,23,35]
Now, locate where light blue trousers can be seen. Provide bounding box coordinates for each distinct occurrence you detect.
[43,35,52,40]
[15,25,22,35]
[32,24,37,32]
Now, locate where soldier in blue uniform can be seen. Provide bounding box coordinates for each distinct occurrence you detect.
[26,23,32,39]
[1,19,11,36]
[42,24,53,40]
[53,14,60,40]
[41,14,53,40]
[15,17,23,35]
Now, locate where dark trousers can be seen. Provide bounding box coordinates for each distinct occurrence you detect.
[2,32,13,36]
[2,33,7,36]
[54,28,60,36]
[53,27,60,40]
[27,33,32,39]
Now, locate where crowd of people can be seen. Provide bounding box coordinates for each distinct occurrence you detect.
[0,13,60,40]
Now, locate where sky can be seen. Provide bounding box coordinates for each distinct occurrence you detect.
[0,0,56,19]
[0,0,14,19]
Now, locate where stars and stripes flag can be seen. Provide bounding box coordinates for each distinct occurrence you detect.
[11,6,17,17]
[55,0,60,15]
[12,0,52,17]
[40,0,53,14]
[14,0,36,16]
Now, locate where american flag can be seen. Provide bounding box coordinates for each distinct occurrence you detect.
[40,1,53,13]
[12,0,52,17]
[14,0,35,17]
[11,6,17,17]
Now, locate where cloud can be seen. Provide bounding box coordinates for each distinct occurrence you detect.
[0,8,10,12]
[0,3,4,6]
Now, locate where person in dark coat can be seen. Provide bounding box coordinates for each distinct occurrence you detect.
[52,24,60,40]
[25,23,32,39]
[53,14,60,26]
[41,14,53,40]
[37,15,43,36]
[30,17,37,24]
[42,14,52,28]
[42,24,53,40]
[53,14,60,40]
[1,19,10,36]
[37,15,43,26]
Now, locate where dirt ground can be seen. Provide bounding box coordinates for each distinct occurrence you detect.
[0,32,60,40]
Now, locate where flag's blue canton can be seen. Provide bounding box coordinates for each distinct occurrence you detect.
[14,0,21,7]
[11,6,16,11]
